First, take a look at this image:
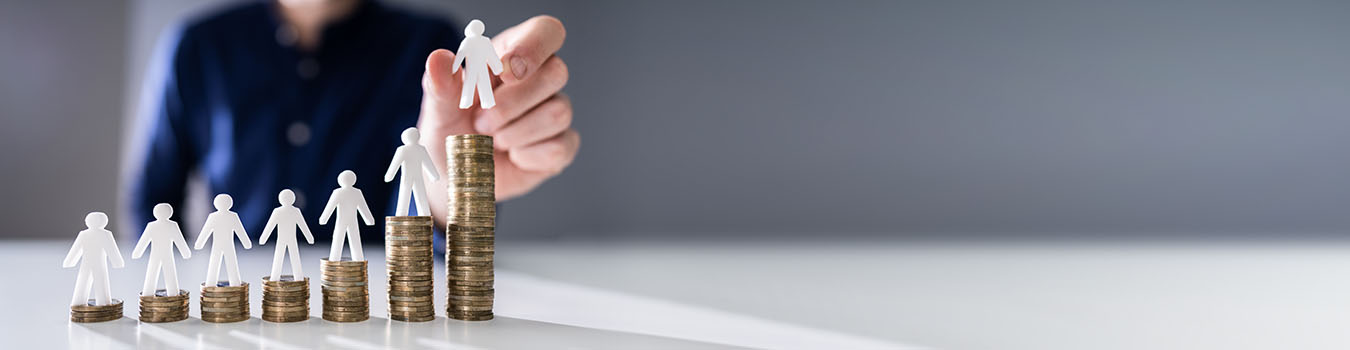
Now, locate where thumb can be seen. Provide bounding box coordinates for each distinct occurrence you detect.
[494,15,566,83]
[424,49,464,103]
[420,49,475,133]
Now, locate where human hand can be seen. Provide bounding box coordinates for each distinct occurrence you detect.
[418,15,579,218]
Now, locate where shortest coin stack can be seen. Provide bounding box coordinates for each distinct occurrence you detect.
[261,275,310,322]
[139,289,189,323]
[200,281,250,323]
[320,258,369,322]
[71,299,123,323]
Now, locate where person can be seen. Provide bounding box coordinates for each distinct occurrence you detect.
[453,19,503,109]
[195,194,253,286]
[131,203,192,297]
[384,127,439,216]
[63,212,126,306]
[125,0,578,240]
[259,189,315,280]
[319,170,375,261]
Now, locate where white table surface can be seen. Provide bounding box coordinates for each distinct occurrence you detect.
[4,238,1349,349]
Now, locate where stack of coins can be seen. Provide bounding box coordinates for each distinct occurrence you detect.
[445,134,495,321]
[71,299,123,323]
[320,258,369,322]
[138,289,188,323]
[261,275,309,322]
[200,282,249,323]
[385,216,436,322]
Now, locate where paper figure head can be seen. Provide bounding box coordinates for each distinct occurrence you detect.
[85,212,108,229]
[278,189,295,206]
[338,170,357,187]
[153,203,172,220]
[213,194,233,211]
[466,19,484,37]
[401,127,419,145]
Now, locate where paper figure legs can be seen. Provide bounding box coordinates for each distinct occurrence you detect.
[63,212,126,306]
[260,189,315,280]
[385,127,441,216]
[320,171,375,261]
[453,19,504,109]
[131,204,191,296]
[194,194,252,286]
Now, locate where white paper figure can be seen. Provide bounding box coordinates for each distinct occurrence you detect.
[384,127,441,216]
[453,19,504,109]
[260,189,315,280]
[320,170,375,261]
[63,212,126,306]
[194,194,252,286]
[131,204,191,296]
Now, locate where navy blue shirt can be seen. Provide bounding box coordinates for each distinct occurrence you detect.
[127,0,460,241]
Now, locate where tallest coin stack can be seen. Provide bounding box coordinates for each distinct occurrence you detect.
[445,134,495,321]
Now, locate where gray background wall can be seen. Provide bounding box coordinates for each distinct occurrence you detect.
[4,0,1350,239]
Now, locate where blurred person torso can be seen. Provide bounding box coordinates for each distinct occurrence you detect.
[127,0,460,240]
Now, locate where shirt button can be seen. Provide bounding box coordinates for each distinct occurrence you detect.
[293,190,307,209]
[275,26,298,47]
[297,58,320,79]
[287,121,311,147]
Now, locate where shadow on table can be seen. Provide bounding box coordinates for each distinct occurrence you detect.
[69,315,743,349]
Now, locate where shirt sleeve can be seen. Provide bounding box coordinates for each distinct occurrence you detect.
[123,25,202,234]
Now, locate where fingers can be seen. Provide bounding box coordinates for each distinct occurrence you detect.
[494,93,572,151]
[495,15,566,82]
[419,49,477,135]
[509,129,580,174]
[423,49,463,103]
[475,56,569,133]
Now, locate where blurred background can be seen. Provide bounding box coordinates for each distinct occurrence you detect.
[10,2,1350,349]
[3,0,1350,241]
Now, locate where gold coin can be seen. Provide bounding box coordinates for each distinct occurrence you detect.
[321,280,368,287]
[262,305,308,312]
[140,289,189,299]
[388,290,434,297]
[320,285,368,293]
[71,299,124,312]
[323,301,369,308]
[322,315,369,322]
[323,305,369,313]
[139,299,190,307]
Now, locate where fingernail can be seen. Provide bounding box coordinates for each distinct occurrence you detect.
[511,57,527,79]
[475,112,495,133]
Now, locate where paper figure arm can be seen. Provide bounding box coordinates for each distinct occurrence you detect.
[260,209,278,245]
[487,44,503,75]
[296,209,315,244]
[319,192,339,225]
[384,147,405,183]
[356,190,375,225]
[107,234,126,268]
[131,228,152,259]
[452,41,467,73]
[62,234,85,268]
[170,224,191,259]
[233,215,252,249]
[420,150,441,182]
[194,217,212,250]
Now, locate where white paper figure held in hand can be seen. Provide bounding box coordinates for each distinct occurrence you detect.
[320,170,375,261]
[260,189,315,280]
[194,194,252,286]
[453,19,504,109]
[63,212,126,306]
[385,127,441,216]
[131,204,191,297]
